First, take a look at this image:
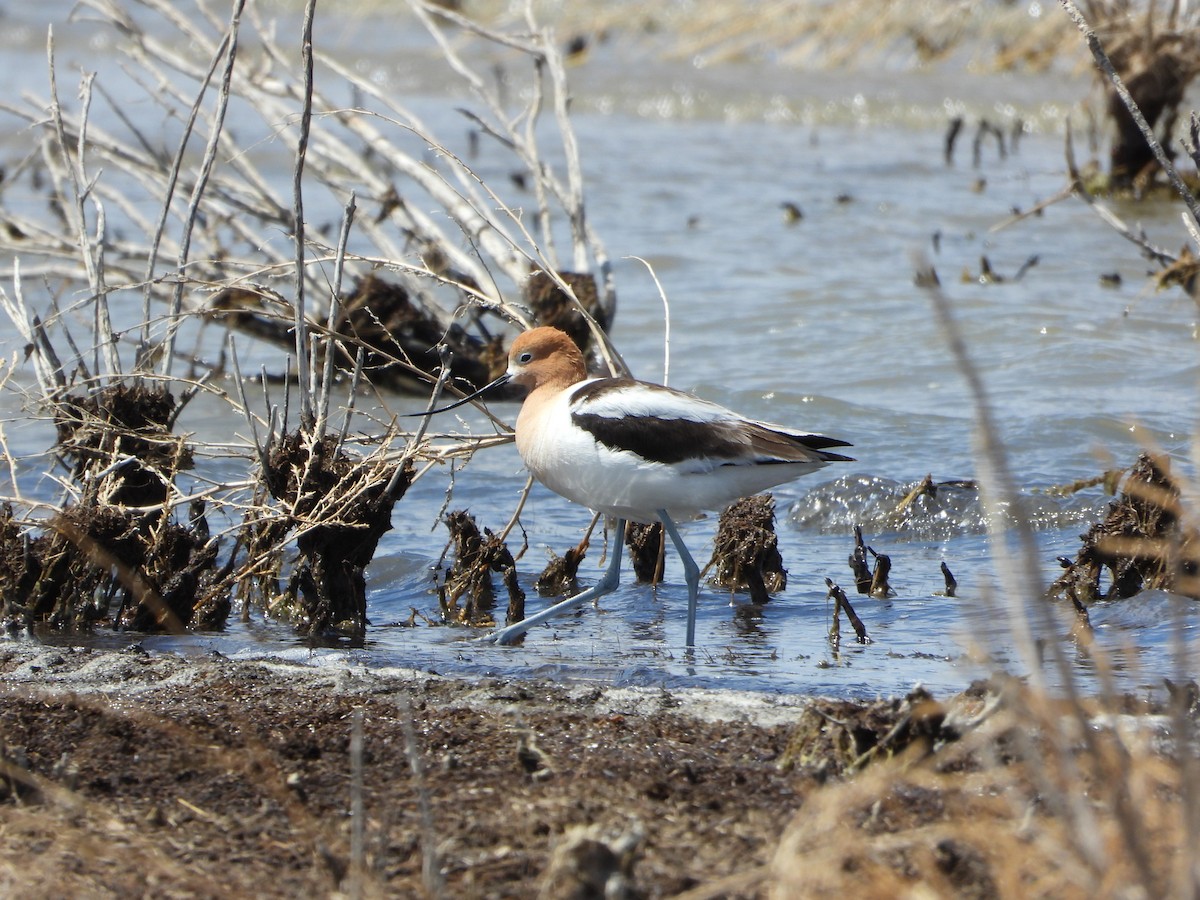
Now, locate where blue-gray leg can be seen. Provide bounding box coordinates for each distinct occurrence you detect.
[658,510,700,648]
[483,518,627,645]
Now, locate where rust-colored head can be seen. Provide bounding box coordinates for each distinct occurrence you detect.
[507,327,588,391]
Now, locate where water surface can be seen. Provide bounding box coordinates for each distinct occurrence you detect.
[3,3,1199,700]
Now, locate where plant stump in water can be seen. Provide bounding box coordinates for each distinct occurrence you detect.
[525,270,610,352]
[214,271,614,403]
[1091,10,1200,189]
[708,494,786,605]
[441,510,524,627]
[1051,453,1200,605]
[329,274,503,394]
[535,539,588,597]
[261,430,414,637]
[54,383,193,508]
[625,522,664,584]
[0,383,224,633]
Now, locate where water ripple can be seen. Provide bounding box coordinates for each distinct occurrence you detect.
[791,473,1109,541]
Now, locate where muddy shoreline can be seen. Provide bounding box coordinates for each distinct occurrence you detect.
[0,642,1191,897]
[0,643,818,897]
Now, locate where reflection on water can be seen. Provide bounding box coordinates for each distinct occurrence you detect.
[2,4,1199,700]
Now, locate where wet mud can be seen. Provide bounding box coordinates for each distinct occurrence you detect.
[0,646,1190,898]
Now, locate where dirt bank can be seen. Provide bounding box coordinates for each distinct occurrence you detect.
[0,643,818,898]
[0,644,1184,898]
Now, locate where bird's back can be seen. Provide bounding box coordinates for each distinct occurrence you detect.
[517,375,851,522]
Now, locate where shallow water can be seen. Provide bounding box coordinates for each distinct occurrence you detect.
[3,3,1200,700]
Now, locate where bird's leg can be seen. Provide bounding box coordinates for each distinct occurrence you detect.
[482,518,627,645]
[658,510,701,648]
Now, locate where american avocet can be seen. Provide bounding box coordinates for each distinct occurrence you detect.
[423,326,852,646]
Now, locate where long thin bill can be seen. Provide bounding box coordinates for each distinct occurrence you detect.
[401,372,511,417]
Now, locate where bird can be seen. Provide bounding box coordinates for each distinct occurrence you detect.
[418,326,853,647]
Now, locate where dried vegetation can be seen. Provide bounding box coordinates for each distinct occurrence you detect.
[0,0,617,637]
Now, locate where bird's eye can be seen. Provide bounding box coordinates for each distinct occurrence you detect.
[518,351,533,364]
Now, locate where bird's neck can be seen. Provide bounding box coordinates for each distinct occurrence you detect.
[516,379,575,446]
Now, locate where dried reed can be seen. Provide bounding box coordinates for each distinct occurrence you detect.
[0,0,612,634]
